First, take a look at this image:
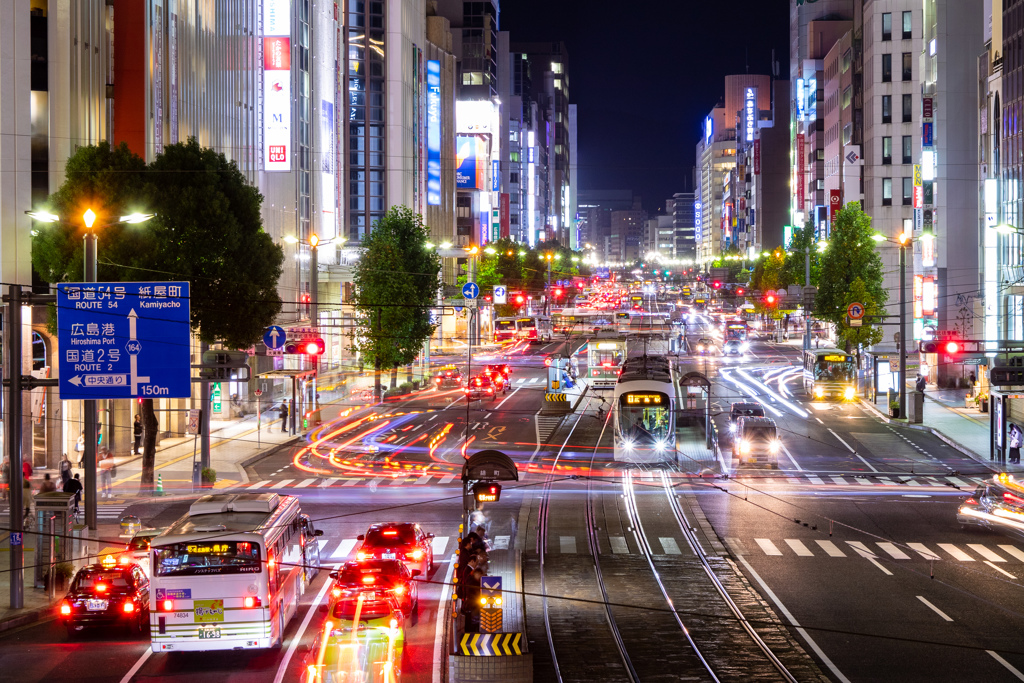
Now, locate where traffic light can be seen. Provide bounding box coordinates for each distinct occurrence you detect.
[992,356,1024,387]
[712,280,722,290]
[765,293,777,306]
[553,288,563,298]
[514,293,526,305]
[943,341,960,354]
[285,337,326,356]
[473,481,501,503]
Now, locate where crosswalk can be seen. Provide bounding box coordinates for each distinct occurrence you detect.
[536,415,563,443]
[747,473,987,489]
[323,535,455,561]
[220,472,462,493]
[514,377,545,385]
[0,502,131,521]
[730,537,1024,565]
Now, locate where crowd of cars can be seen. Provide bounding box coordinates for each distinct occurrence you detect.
[431,362,512,402]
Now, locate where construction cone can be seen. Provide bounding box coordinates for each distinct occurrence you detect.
[156,474,164,496]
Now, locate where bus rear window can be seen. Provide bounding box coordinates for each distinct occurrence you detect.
[155,541,262,576]
[495,321,516,331]
[517,319,536,329]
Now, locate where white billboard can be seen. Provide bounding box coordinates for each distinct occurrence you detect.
[263,0,291,172]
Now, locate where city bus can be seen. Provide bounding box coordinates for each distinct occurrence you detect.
[494,317,519,342]
[515,315,553,342]
[725,320,748,342]
[587,339,626,388]
[803,348,857,401]
[149,493,322,652]
[553,309,616,335]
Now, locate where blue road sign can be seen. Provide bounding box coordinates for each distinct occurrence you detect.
[57,282,192,400]
[9,532,21,547]
[263,325,286,349]
[462,282,480,300]
[493,285,507,304]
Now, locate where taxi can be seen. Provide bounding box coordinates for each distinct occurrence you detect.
[433,365,463,389]
[305,591,406,683]
[463,374,497,401]
[958,473,1024,539]
[60,560,150,637]
[330,559,419,617]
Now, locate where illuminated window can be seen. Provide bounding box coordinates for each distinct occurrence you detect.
[882,178,893,206]
[902,11,912,39]
[882,12,892,41]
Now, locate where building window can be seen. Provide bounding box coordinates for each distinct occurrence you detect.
[882,53,892,82]
[882,178,893,205]
[510,172,520,184]
[882,12,892,41]
[902,177,913,205]
[882,136,892,165]
[902,135,912,164]
[842,86,852,109]
[902,11,912,39]
[902,53,912,81]
[882,95,892,123]
[902,94,913,122]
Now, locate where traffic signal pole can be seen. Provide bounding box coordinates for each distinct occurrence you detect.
[899,240,908,419]
[83,231,98,531]
[803,246,811,351]
[6,285,23,609]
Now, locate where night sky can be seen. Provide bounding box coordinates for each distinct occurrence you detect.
[501,0,789,214]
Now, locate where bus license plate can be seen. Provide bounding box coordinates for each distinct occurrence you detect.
[86,599,108,611]
[199,626,222,639]
[382,552,397,560]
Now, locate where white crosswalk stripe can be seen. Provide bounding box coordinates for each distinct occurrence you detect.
[830,476,850,485]
[659,537,682,555]
[431,536,449,557]
[294,479,317,488]
[610,536,629,554]
[247,480,271,490]
[968,544,1005,562]
[1000,545,1024,562]
[438,474,456,485]
[331,539,358,559]
[745,538,1024,564]
[876,542,911,560]
[816,540,846,557]
[755,539,782,556]
[908,543,942,560]
[785,539,814,557]
[272,479,294,488]
[415,475,432,485]
[937,543,974,561]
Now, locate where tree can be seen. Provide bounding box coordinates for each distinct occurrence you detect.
[782,223,820,287]
[754,250,788,320]
[836,278,884,358]
[353,206,440,393]
[32,138,285,491]
[816,202,887,348]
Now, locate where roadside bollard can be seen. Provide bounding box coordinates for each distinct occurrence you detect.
[156,474,164,495]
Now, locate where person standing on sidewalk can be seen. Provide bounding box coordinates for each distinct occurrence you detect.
[59,453,72,487]
[1010,424,1022,465]
[915,375,926,393]
[132,414,143,455]
[1,458,9,502]
[39,473,56,494]
[279,402,289,433]
[98,449,114,498]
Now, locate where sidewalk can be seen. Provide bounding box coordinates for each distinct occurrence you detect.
[861,386,1003,473]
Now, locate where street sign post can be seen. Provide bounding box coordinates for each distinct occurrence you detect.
[57,282,191,400]
[847,302,865,320]
[263,325,285,350]
[462,282,480,300]
[493,285,507,304]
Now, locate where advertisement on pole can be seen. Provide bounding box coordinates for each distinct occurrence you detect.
[426,60,442,205]
[797,133,806,208]
[753,139,761,175]
[456,136,487,189]
[922,96,933,120]
[500,193,510,238]
[829,189,841,222]
[922,122,933,147]
[263,0,292,174]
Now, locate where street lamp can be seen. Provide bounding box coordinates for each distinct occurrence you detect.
[283,234,345,325]
[26,207,153,531]
[871,231,913,418]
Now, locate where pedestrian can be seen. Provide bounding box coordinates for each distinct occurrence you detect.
[915,375,926,393]
[133,414,143,455]
[59,453,72,487]
[463,568,483,633]
[22,459,33,482]
[38,473,56,494]
[22,476,33,521]
[1011,424,1022,465]
[98,449,113,498]
[62,472,83,505]
[455,555,479,601]
[1,458,9,502]
[475,525,490,552]
[279,401,290,433]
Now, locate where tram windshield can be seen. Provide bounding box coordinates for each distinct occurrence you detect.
[619,392,671,442]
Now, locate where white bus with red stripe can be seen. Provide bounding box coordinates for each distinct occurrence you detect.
[149,493,322,652]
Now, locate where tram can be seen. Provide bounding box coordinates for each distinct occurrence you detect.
[612,355,676,463]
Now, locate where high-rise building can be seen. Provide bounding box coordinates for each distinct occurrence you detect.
[980,0,1003,352]
[672,192,697,259]
[578,190,636,262]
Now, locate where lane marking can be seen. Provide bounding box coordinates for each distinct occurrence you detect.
[733,553,852,683]
[816,540,846,557]
[828,428,879,472]
[847,541,893,575]
[247,480,270,490]
[937,543,974,561]
[294,478,317,488]
[916,595,953,622]
[755,538,783,556]
[273,563,342,683]
[610,536,629,554]
[431,536,449,557]
[780,442,803,471]
[331,539,357,559]
[415,474,433,485]
[273,479,294,488]
[559,536,577,554]
[432,554,457,683]
[659,537,683,555]
[876,542,911,560]
[946,477,969,487]
[985,561,1018,579]
[968,544,1005,562]
[118,649,153,683]
[990,651,1024,682]
[438,474,456,485]
[342,478,360,487]
[807,475,825,485]
[785,539,814,557]
[999,545,1024,563]
[908,543,942,561]
[495,386,522,409]
[830,475,850,486]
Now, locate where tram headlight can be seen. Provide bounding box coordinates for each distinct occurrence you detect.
[656,440,669,451]
[843,387,855,400]
[814,387,825,398]
[622,439,634,451]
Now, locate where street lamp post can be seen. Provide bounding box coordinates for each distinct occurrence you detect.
[898,232,910,418]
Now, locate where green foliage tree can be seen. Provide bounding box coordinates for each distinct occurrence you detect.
[353,206,441,394]
[782,223,821,287]
[816,202,888,345]
[836,278,884,357]
[753,250,788,319]
[32,138,284,491]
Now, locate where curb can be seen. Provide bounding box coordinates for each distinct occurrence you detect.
[0,603,56,634]
[240,436,305,469]
[858,399,996,473]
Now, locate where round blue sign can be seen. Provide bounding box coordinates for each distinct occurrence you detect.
[462,282,480,300]
[263,325,286,349]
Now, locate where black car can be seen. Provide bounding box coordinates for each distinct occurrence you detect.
[60,562,150,636]
[433,365,463,389]
[693,338,716,356]
[730,402,765,422]
[330,559,420,617]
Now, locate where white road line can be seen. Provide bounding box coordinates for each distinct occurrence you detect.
[755,538,783,556]
[432,555,457,683]
[438,474,456,484]
[780,443,803,471]
[415,475,433,485]
[908,543,941,561]
[317,539,330,552]
[946,477,969,487]
[610,536,629,554]
[905,479,923,486]
[830,475,850,485]
[247,480,270,490]
[495,386,522,409]
[807,475,825,485]
[815,417,825,425]
[119,649,153,683]
[968,544,1005,562]
[999,545,1024,563]
[989,651,1024,682]
[431,536,449,557]
[937,543,974,561]
[916,595,953,622]
[367,477,384,488]
[273,479,294,488]
[342,478,360,487]
[559,536,577,554]
[273,563,342,683]
[828,428,879,472]
[816,540,846,557]
[294,478,317,488]
[876,477,896,485]
[659,537,682,555]
[331,539,357,559]
[876,542,911,560]
[847,541,893,575]
[785,539,814,557]
[427,414,439,421]
[733,553,852,683]
[985,561,1018,579]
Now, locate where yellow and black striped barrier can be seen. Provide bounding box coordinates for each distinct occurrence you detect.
[544,393,567,402]
[459,632,523,656]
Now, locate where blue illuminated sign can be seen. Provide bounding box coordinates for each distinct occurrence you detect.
[493,160,500,192]
[922,121,933,147]
[694,200,702,243]
[426,60,441,205]
[704,116,713,143]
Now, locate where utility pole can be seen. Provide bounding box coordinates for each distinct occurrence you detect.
[803,245,812,351]
[200,340,211,470]
[6,286,23,609]
[898,235,909,418]
[83,229,98,531]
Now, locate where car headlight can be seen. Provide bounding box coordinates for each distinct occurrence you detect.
[739,440,751,454]
[729,423,737,433]
[697,345,704,351]
[814,387,824,398]
[844,387,855,400]
[769,440,781,453]
[656,440,669,451]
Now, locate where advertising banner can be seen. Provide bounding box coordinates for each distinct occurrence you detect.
[426,60,441,205]
[829,189,841,222]
[456,136,487,189]
[263,0,291,172]
[753,139,761,175]
[797,133,806,208]
[500,193,510,238]
[922,122,933,147]
[922,96,933,120]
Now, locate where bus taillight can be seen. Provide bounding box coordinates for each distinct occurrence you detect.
[243,596,262,608]
[162,599,174,612]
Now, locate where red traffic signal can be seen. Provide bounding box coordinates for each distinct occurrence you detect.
[736,288,744,296]
[285,338,326,355]
[712,280,722,290]
[514,294,525,305]
[765,294,776,306]
[553,288,563,297]
[944,341,960,354]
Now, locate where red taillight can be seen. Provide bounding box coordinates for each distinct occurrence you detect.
[602,362,612,367]
[383,530,398,536]
[965,497,978,506]
[362,576,376,585]
[96,583,108,593]
[463,389,470,394]
[331,587,342,598]
[393,585,406,596]
[243,596,261,608]
[1004,492,1024,506]
[60,601,71,616]
[162,599,173,612]
[409,549,425,561]
[487,388,493,393]
[356,551,368,561]
[123,600,135,613]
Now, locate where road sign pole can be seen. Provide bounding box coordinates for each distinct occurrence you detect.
[6,285,24,609]
[803,246,811,351]
[200,339,211,470]
[83,232,97,531]
[899,241,908,418]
